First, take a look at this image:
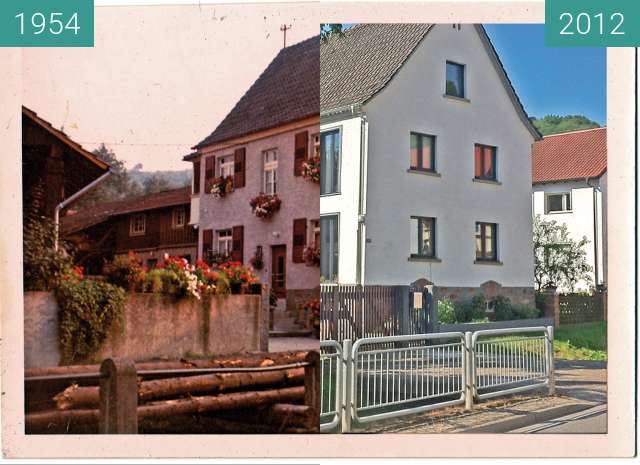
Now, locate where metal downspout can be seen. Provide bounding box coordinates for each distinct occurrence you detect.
[54,169,113,251]
[356,114,368,285]
[586,176,601,286]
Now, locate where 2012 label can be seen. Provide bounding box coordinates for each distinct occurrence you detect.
[558,12,625,36]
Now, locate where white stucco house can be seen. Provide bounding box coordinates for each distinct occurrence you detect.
[320,24,541,305]
[532,127,607,291]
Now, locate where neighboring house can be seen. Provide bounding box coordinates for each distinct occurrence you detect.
[185,36,320,310]
[320,24,541,306]
[62,187,197,274]
[532,127,607,291]
[22,106,110,220]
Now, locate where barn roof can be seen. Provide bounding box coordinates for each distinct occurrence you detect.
[532,127,607,184]
[61,186,191,234]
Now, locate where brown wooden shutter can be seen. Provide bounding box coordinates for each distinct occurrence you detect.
[294,131,308,176]
[204,156,215,193]
[292,218,307,263]
[232,225,244,263]
[202,229,213,261]
[193,160,201,194]
[234,148,246,188]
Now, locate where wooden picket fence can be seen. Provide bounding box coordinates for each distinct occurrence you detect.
[558,293,606,325]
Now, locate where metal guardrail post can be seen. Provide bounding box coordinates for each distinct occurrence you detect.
[546,325,556,395]
[464,331,473,411]
[341,339,353,433]
[99,358,138,434]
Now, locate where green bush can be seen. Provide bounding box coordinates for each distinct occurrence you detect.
[469,295,487,320]
[493,295,513,321]
[437,299,456,324]
[512,304,541,319]
[452,295,486,323]
[56,279,126,364]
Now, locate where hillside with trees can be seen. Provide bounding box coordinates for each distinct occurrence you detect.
[531,115,601,136]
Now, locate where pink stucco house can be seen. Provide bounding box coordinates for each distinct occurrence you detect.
[184,35,319,315]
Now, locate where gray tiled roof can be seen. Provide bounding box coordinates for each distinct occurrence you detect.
[195,35,319,149]
[320,24,433,113]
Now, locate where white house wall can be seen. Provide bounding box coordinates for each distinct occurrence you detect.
[361,24,535,288]
[532,179,605,290]
[320,116,362,283]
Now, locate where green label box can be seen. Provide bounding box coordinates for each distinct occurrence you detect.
[0,1,93,47]
[546,0,640,47]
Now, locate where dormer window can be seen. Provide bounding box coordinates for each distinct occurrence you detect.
[446,61,465,98]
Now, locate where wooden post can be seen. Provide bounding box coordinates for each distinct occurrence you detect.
[304,351,320,432]
[99,358,138,434]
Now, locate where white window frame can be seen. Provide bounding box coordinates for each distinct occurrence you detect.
[263,149,278,195]
[545,192,572,214]
[311,219,320,247]
[217,229,233,255]
[172,206,186,229]
[217,154,234,178]
[130,213,146,236]
[312,133,320,159]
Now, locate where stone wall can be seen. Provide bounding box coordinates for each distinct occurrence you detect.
[433,280,535,307]
[24,291,262,368]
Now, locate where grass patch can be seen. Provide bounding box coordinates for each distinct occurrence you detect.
[554,322,607,361]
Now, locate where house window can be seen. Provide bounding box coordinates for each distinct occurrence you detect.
[474,144,497,181]
[129,213,146,236]
[320,129,341,195]
[172,206,186,228]
[263,149,278,195]
[410,217,436,258]
[410,133,436,172]
[545,192,572,213]
[475,222,497,261]
[217,154,234,178]
[217,229,233,255]
[446,61,465,98]
[311,219,320,247]
[312,134,320,158]
[320,214,339,281]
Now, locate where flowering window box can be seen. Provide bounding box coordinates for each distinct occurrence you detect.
[210,176,234,198]
[249,193,282,219]
[302,155,320,183]
[303,245,320,267]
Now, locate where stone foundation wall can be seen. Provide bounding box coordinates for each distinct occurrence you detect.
[286,288,319,327]
[433,281,535,307]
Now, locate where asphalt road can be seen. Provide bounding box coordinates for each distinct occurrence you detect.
[509,403,607,434]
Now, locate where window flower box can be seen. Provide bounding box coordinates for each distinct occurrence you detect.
[301,155,320,183]
[210,175,234,198]
[303,245,320,267]
[249,193,282,219]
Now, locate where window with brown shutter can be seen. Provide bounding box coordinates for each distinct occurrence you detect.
[232,225,244,263]
[202,229,213,261]
[234,148,246,188]
[193,160,201,194]
[204,157,215,193]
[292,218,307,263]
[294,131,308,176]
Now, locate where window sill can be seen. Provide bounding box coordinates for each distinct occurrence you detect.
[474,260,503,266]
[407,169,441,178]
[443,94,470,103]
[129,232,146,237]
[320,192,342,198]
[545,210,573,215]
[473,178,501,186]
[408,256,442,263]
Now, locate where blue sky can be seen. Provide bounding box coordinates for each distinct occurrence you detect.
[484,24,607,125]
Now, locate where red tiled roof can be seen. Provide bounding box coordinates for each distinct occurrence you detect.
[532,127,607,184]
[61,187,190,234]
[194,35,319,149]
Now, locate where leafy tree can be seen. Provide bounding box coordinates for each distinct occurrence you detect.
[533,215,592,291]
[531,114,600,136]
[143,172,172,194]
[321,24,344,42]
[76,144,142,207]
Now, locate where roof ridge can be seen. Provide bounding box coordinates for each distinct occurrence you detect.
[542,126,607,138]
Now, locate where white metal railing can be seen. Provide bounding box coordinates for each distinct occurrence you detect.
[320,326,554,433]
[320,340,342,432]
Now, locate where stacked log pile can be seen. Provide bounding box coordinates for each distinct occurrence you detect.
[25,351,319,434]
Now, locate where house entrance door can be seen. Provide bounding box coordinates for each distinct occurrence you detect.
[271,245,287,298]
